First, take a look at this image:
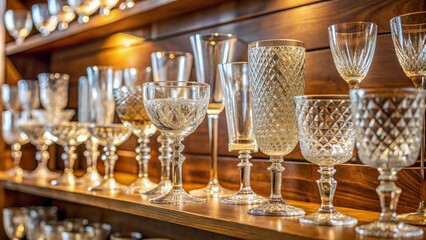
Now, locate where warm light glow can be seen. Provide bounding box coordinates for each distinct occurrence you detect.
[101,32,145,49]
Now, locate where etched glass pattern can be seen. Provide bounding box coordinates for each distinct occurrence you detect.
[38,73,69,113]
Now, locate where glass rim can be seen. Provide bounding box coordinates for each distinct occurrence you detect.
[5,9,30,15]
[294,94,350,101]
[218,61,248,66]
[390,11,426,25]
[328,22,378,32]
[151,51,193,58]
[87,66,123,71]
[189,32,237,41]
[248,39,305,48]
[143,81,209,89]
[114,85,143,91]
[350,87,426,96]
[88,123,127,128]
[38,72,70,79]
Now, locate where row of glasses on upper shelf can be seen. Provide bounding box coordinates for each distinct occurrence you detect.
[3,0,137,45]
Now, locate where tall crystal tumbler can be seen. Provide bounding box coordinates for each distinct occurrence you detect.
[189,33,237,198]
[294,95,357,226]
[391,11,426,225]
[38,73,69,118]
[218,62,266,205]
[351,88,425,238]
[247,39,306,216]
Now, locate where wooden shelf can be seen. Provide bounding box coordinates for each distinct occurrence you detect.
[0,172,413,240]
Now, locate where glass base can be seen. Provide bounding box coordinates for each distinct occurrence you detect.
[51,171,80,186]
[88,178,126,192]
[143,180,172,196]
[220,188,267,205]
[77,169,103,186]
[356,220,423,238]
[300,211,357,226]
[247,197,305,216]
[150,186,206,204]
[7,167,24,177]
[125,177,157,194]
[189,181,235,198]
[398,209,426,226]
[25,164,59,179]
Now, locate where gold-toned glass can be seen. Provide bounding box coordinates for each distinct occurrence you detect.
[247,39,305,216]
[99,0,119,15]
[48,0,75,30]
[67,0,101,23]
[351,88,425,238]
[31,3,58,36]
[3,10,33,45]
[294,95,357,226]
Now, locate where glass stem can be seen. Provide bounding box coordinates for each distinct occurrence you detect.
[269,156,285,201]
[158,133,172,181]
[317,165,337,214]
[170,137,184,188]
[103,145,117,179]
[136,136,150,178]
[11,143,22,170]
[238,150,253,191]
[63,145,76,174]
[208,114,219,184]
[84,138,99,172]
[377,169,400,222]
[36,144,50,167]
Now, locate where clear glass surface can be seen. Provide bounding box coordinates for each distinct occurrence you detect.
[38,73,69,115]
[85,223,111,240]
[63,218,89,232]
[67,0,101,23]
[247,39,306,216]
[123,67,152,86]
[151,51,193,82]
[43,221,64,240]
[4,10,33,45]
[31,3,58,36]
[17,80,40,119]
[99,0,119,15]
[3,207,26,240]
[88,124,131,191]
[143,81,209,204]
[350,88,425,238]
[23,206,58,240]
[48,0,75,30]
[114,86,157,193]
[328,22,377,89]
[391,12,426,225]
[189,32,237,198]
[218,62,265,205]
[119,0,135,10]
[1,84,20,111]
[294,95,357,226]
[47,122,90,186]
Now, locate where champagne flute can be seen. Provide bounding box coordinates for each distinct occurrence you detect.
[3,10,33,45]
[31,3,58,36]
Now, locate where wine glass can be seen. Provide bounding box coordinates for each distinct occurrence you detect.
[294,95,357,226]
[3,10,33,45]
[247,39,305,216]
[218,62,266,205]
[143,81,209,204]
[47,122,90,186]
[2,111,29,177]
[350,88,425,238]
[48,0,76,30]
[328,22,377,89]
[38,73,69,115]
[189,33,237,198]
[87,124,131,191]
[99,0,119,15]
[390,11,426,225]
[67,0,101,23]
[31,3,58,36]
[3,207,26,240]
[23,206,58,240]
[17,80,40,120]
[1,84,20,111]
[119,0,135,10]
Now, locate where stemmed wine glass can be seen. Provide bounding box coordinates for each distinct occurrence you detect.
[99,0,119,15]
[328,22,377,89]
[143,81,210,204]
[3,10,33,45]
[2,84,20,111]
[114,86,158,194]
[218,62,266,205]
[3,207,26,240]
[294,95,357,226]
[17,80,40,120]
[38,73,69,117]
[67,0,101,23]
[390,11,426,225]
[350,88,425,238]
[31,3,58,36]
[48,0,76,30]
[247,39,305,216]
[190,33,237,198]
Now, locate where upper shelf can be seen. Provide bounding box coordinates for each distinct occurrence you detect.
[5,0,225,56]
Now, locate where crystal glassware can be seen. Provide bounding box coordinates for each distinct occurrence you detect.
[99,0,119,15]
[17,80,40,120]
[31,3,58,36]
[3,207,26,240]
[67,0,101,23]
[218,62,266,205]
[2,111,29,177]
[143,81,209,204]
[47,122,90,186]
[350,88,425,238]
[43,221,64,240]
[189,32,237,198]
[119,0,135,10]
[88,124,131,191]
[114,86,158,194]
[151,51,193,82]
[85,223,112,240]
[294,95,357,226]
[23,206,58,240]
[110,232,142,240]
[63,218,89,232]
[48,0,76,30]
[2,84,20,111]
[38,73,69,115]
[328,22,377,89]
[3,10,33,45]
[390,11,426,226]
[247,39,306,216]
[123,67,152,86]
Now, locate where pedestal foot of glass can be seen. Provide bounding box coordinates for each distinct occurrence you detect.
[143,179,172,195]
[51,171,80,186]
[126,177,157,194]
[88,178,126,192]
[78,168,103,186]
[300,211,357,226]
[26,164,59,179]
[7,166,24,177]
[150,186,205,204]
[221,188,266,205]
[189,182,235,198]
[356,221,423,238]
[247,197,305,216]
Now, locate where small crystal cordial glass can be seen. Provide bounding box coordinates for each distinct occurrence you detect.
[3,10,33,45]
[350,88,425,238]
[247,39,305,216]
[143,81,209,204]
[218,62,266,205]
[294,95,357,226]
